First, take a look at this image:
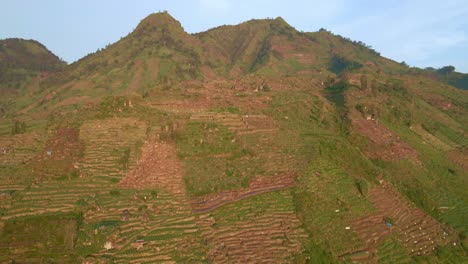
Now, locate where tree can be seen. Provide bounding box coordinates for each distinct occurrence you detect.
[437,65,455,75]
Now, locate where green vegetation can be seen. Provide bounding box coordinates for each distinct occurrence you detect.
[295,157,374,256]
[0,12,466,263]
[11,120,26,135]
[0,38,65,90]
[0,213,79,262]
[329,55,362,74]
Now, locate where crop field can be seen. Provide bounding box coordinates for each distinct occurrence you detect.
[196,190,308,263]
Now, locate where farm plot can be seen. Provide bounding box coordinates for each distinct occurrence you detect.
[190,112,277,135]
[294,158,375,258]
[191,173,295,213]
[31,126,84,179]
[0,179,111,220]
[196,190,308,263]
[79,117,147,183]
[350,112,419,162]
[344,180,457,262]
[0,213,78,263]
[81,189,207,263]
[238,132,307,175]
[0,132,44,166]
[119,140,185,195]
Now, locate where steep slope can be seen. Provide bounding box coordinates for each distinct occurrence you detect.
[0,12,467,263]
[34,12,203,107]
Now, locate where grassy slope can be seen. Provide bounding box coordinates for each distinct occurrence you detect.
[0,12,467,262]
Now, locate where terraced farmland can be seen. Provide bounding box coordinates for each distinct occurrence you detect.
[0,132,44,167]
[1,11,467,262]
[191,173,295,213]
[190,112,277,135]
[79,117,147,183]
[80,190,207,263]
[345,180,458,262]
[119,139,185,194]
[196,190,308,263]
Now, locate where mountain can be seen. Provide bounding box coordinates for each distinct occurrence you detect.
[0,38,65,88]
[0,12,466,263]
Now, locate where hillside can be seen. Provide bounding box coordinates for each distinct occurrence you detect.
[0,38,65,88]
[0,12,467,263]
[422,66,468,90]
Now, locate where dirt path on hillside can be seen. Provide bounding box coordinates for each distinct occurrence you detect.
[191,173,295,213]
[119,140,186,195]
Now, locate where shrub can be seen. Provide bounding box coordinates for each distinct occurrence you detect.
[11,120,27,135]
[109,190,121,196]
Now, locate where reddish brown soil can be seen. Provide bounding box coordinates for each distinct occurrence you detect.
[146,58,160,81]
[271,35,317,65]
[32,127,84,179]
[127,60,143,94]
[54,96,95,108]
[350,111,419,162]
[119,140,186,195]
[447,147,468,171]
[190,173,295,213]
[341,181,455,261]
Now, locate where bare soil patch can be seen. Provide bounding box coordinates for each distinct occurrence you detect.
[119,140,186,195]
[190,173,295,213]
[32,127,84,179]
[350,111,419,162]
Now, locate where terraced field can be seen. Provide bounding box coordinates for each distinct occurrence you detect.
[0,121,12,136]
[1,11,468,263]
[81,190,207,263]
[191,173,295,213]
[196,190,308,263]
[190,112,277,135]
[0,132,44,166]
[31,127,84,179]
[79,117,147,183]
[343,180,457,262]
[119,139,185,194]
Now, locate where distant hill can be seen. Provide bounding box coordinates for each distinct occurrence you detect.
[0,38,65,89]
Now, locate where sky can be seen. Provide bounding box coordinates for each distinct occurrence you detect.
[1,0,467,72]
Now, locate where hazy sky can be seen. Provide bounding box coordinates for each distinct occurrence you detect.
[1,0,467,72]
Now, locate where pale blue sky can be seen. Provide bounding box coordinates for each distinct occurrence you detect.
[1,0,467,72]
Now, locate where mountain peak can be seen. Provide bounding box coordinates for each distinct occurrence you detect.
[134,12,184,34]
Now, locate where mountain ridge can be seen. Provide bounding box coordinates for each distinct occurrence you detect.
[0,12,466,263]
